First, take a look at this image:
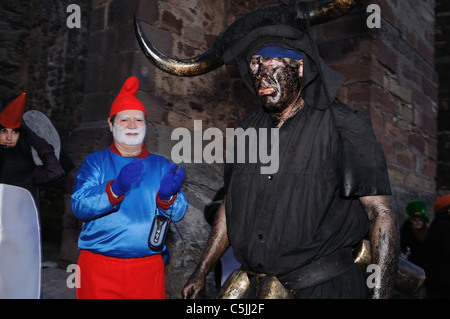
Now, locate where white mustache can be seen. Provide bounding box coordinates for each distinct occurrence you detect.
[123,128,141,134]
[114,125,146,146]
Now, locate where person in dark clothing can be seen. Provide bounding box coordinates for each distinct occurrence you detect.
[400,200,429,268]
[182,16,397,300]
[135,0,399,299]
[0,93,65,206]
[182,48,397,298]
[423,194,450,299]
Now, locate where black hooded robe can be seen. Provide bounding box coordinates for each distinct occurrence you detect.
[224,97,391,298]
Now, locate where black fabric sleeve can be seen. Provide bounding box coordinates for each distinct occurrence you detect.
[332,101,392,197]
[224,162,233,194]
[24,128,65,185]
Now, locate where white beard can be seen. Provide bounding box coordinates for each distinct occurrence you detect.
[113,124,146,146]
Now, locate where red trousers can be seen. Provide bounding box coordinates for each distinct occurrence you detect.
[76,250,165,299]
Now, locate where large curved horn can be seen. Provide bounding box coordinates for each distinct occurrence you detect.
[134,14,223,77]
[135,1,358,77]
[305,0,358,24]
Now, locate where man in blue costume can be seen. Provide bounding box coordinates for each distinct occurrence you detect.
[71,76,188,299]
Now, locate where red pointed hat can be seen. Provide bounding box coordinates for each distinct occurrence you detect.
[0,93,26,129]
[110,76,146,117]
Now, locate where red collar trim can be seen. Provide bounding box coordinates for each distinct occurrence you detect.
[109,143,150,158]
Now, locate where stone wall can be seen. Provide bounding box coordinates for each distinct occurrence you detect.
[366,0,438,217]
[0,0,91,241]
[0,0,91,136]
[0,0,32,100]
[436,0,450,196]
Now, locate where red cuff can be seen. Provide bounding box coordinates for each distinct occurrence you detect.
[106,180,124,206]
[156,191,177,210]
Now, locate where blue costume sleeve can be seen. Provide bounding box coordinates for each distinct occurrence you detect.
[156,190,188,222]
[71,152,121,222]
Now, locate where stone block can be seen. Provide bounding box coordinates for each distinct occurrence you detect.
[398,103,413,123]
[117,22,141,52]
[136,21,174,57]
[82,53,106,95]
[92,0,108,9]
[138,0,159,25]
[329,57,371,85]
[88,6,105,31]
[379,136,394,162]
[58,228,81,267]
[388,166,405,185]
[108,0,140,27]
[161,9,183,36]
[407,132,426,154]
[81,92,112,122]
[102,52,136,92]
[421,159,437,179]
[396,149,416,172]
[388,80,412,104]
[422,112,437,138]
[373,39,399,74]
[371,85,398,115]
[137,91,164,123]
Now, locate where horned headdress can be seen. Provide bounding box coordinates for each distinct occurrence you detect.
[135,0,357,76]
[134,0,358,110]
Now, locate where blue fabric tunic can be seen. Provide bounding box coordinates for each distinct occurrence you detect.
[71,147,188,258]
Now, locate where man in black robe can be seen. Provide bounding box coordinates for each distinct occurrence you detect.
[182,29,398,298]
[132,0,398,299]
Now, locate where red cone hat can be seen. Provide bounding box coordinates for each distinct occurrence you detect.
[0,93,26,129]
[110,76,146,117]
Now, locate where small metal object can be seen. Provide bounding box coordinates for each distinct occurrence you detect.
[353,239,426,295]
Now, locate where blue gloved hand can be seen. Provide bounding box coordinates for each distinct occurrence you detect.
[111,158,144,196]
[158,163,185,200]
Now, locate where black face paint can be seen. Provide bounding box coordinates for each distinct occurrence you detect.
[250,57,302,114]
